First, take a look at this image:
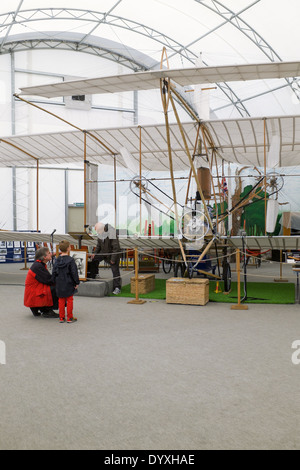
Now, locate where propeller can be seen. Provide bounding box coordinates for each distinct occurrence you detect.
[267,134,280,169]
[119,147,194,233]
[265,123,282,233]
[119,146,140,176]
[180,209,210,241]
[119,147,160,230]
[192,55,212,121]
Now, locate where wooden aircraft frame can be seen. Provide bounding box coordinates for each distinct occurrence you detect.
[0,49,299,294]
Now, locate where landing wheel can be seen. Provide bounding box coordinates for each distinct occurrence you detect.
[162,258,173,274]
[222,262,231,293]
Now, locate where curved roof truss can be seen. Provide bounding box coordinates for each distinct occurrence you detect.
[2,32,158,72]
[0,4,298,117]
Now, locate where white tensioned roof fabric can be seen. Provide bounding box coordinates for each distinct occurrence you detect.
[0,115,299,169]
[18,61,300,98]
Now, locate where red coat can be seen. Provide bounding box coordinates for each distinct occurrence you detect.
[24,260,53,308]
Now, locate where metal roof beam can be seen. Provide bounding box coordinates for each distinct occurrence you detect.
[0,0,24,52]
[0,8,249,115]
[194,0,300,102]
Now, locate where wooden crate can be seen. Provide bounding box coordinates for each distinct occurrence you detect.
[131,274,155,294]
[166,277,209,306]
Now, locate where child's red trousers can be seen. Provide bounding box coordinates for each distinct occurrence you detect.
[58,296,74,321]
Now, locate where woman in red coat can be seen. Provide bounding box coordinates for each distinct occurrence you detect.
[24,247,59,318]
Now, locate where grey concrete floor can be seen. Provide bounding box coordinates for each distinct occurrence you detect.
[0,260,299,450]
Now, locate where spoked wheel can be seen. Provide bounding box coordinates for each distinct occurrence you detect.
[254,171,284,198]
[265,172,284,196]
[162,258,173,274]
[222,261,231,293]
[129,175,149,195]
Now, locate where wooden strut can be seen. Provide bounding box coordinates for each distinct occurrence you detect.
[0,139,40,232]
[199,125,219,223]
[127,247,146,305]
[20,241,29,271]
[264,118,267,236]
[198,122,251,232]
[114,154,117,228]
[185,123,201,205]
[14,93,117,235]
[168,88,220,270]
[194,238,216,265]
[274,249,288,282]
[169,89,214,232]
[84,132,87,229]
[160,77,187,268]
[195,268,220,280]
[231,248,248,310]
[160,47,170,69]
[201,123,226,231]
[133,122,177,220]
[159,48,225,273]
[159,50,185,260]
[168,84,199,124]
[139,126,142,234]
[168,89,213,233]
[124,248,133,271]
[36,159,39,232]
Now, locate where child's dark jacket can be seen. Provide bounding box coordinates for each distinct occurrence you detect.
[52,255,79,298]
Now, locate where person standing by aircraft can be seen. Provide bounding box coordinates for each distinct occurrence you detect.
[88,222,122,295]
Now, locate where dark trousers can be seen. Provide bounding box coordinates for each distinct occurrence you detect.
[88,258,121,289]
[110,262,121,290]
[30,285,58,315]
[87,259,99,279]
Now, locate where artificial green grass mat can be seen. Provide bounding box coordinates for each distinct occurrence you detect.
[209,281,295,304]
[114,278,295,304]
[118,279,167,300]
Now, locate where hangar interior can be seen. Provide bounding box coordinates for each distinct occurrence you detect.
[0,0,300,451]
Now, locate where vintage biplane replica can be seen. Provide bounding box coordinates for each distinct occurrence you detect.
[0,51,299,297]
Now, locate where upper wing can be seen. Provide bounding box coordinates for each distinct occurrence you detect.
[18,61,300,98]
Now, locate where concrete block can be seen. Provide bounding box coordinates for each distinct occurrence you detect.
[75,280,114,297]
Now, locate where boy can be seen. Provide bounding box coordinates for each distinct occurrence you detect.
[52,240,79,323]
